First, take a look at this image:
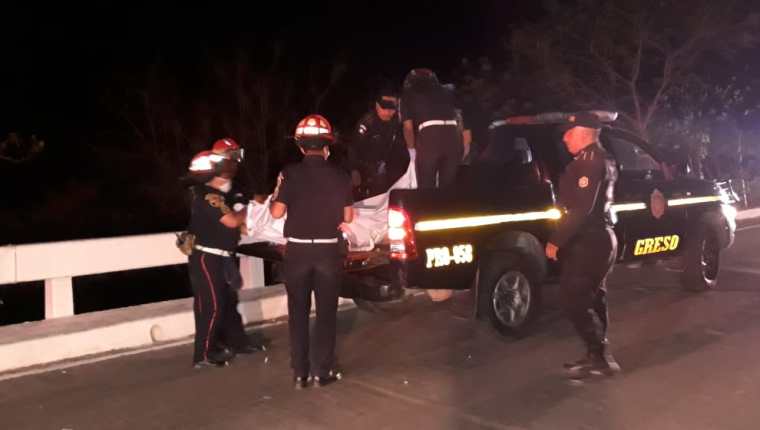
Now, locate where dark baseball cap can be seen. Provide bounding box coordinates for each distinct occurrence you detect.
[567,112,603,129]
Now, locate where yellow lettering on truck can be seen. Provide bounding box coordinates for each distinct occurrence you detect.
[634,235,680,256]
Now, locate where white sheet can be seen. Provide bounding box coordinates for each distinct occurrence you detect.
[240,149,417,251]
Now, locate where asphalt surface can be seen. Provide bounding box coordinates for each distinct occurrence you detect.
[2,224,760,430]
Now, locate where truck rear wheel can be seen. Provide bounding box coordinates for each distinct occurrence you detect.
[478,252,541,337]
[680,228,720,291]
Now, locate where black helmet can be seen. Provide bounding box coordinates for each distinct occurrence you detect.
[403,68,439,89]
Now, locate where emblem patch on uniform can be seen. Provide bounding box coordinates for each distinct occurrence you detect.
[650,189,666,219]
[205,193,232,214]
[578,176,589,188]
[358,124,367,135]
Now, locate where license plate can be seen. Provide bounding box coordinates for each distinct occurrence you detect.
[425,244,474,269]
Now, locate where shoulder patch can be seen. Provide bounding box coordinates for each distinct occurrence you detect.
[205,193,232,214]
[578,176,589,188]
[358,124,367,135]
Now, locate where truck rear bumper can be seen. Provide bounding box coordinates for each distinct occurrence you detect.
[237,243,405,302]
[343,269,405,301]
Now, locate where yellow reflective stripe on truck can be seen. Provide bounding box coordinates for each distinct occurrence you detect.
[412,195,722,233]
[414,208,562,232]
[667,196,721,206]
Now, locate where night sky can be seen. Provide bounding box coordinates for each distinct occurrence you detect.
[0,1,547,243]
[1,1,544,140]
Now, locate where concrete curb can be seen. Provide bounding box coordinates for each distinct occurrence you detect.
[736,207,760,228]
[0,285,354,374]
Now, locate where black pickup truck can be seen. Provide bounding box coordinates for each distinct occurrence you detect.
[239,111,737,336]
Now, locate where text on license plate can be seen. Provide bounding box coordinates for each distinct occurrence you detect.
[426,244,474,269]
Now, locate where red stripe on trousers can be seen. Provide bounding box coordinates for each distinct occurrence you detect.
[199,254,219,361]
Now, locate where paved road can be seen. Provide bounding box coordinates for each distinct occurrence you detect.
[3,225,760,430]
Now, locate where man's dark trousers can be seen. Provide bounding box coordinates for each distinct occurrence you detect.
[284,242,341,377]
[415,125,462,188]
[188,252,249,362]
[560,227,617,356]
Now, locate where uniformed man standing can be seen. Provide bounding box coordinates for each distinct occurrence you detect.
[270,114,354,389]
[185,138,262,369]
[401,68,462,188]
[349,88,409,199]
[544,112,621,378]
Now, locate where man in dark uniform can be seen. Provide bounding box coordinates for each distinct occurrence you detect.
[270,114,354,389]
[185,138,262,369]
[401,68,462,188]
[349,88,409,199]
[545,112,621,378]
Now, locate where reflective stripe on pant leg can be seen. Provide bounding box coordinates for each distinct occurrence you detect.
[199,254,220,361]
[188,254,209,363]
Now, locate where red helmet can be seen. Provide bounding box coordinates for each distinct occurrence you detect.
[211,138,244,162]
[188,150,225,175]
[294,114,335,147]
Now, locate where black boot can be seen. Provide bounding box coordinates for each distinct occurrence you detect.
[193,352,231,369]
[293,374,312,390]
[193,347,234,368]
[232,343,266,355]
[564,352,595,378]
[565,350,621,378]
[313,369,343,387]
[563,354,592,370]
[209,347,235,362]
[587,352,621,376]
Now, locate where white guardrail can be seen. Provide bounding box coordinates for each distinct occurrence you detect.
[0,233,265,319]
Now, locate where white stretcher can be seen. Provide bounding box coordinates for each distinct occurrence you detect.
[239,149,417,252]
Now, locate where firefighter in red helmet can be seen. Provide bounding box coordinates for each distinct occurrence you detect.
[270,115,354,388]
[185,138,264,369]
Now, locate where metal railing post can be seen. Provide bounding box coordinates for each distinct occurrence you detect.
[239,256,265,290]
[44,277,74,319]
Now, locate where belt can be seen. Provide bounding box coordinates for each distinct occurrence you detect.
[418,119,458,132]
[194,245,236,257]
[287,237,339,244]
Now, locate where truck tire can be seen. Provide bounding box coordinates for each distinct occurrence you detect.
[680,227,720,291]
[477,252,542,337]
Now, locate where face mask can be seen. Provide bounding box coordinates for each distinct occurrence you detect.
[218,180,232,193]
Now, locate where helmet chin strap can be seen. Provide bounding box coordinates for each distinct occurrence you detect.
[207,176,232,192]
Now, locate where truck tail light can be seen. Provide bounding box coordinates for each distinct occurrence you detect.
[388,206,417,261]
